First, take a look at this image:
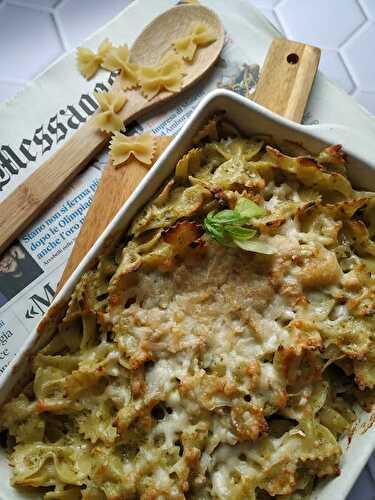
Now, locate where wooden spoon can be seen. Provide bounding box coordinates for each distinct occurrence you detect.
[0,4,224,254]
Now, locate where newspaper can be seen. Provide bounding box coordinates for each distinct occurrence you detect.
[0,0,374,379]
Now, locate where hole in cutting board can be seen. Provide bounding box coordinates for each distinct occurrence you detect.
[287,53,299,65]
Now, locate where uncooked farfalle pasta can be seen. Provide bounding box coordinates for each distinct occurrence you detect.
[93,91,128,133]
[76,38,113,79]
[102,45,139,90]
[173,21,217,61]
[137,52,185,100]
[76,19,217,100]
[110,131,156,166]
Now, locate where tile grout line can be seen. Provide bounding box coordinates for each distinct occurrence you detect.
[358,0,375,21]
[270,6,284,35]
[336,50,357,94]
[356,0,369,20]
[5,0,55,14]
[273,0,336,49]
[340,28,370,93]
[51,10,70,52]
[337,17,369,50]
[339,15,373,90]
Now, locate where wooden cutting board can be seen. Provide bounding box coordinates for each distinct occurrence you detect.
[57,39,320,290]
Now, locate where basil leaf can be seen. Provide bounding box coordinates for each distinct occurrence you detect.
[235,198,267,218]
[204,202,271,250]
[204,220,226,243]
[211,209,245,224]
[233,238,275,254]
[205,210,219,224]
[223,225,256,240]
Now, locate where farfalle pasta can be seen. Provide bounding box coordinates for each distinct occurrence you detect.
[93,91,127,133]
[192,117,219,144]
[110,131,155,166]
[1,115,375,499]
[76,38,112,79]
[175,147,202,182]
[137,52,185,100]
[173,21,217,61]
[102,44,139,90]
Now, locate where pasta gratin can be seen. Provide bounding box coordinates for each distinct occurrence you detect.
[1,117,375,499]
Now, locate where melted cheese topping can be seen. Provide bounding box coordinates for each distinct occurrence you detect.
[1,131,374,499]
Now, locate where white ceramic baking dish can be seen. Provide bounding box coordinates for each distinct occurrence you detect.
[1,89,375,500]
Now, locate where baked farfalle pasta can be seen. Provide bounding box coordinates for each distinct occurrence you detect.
[1,115,375,499]
[173,21,217,61]
[93,91,127,133]
[137,51,185,100]
[76,38,112,79]
[192,117,219,144]
[102,44,139,90]
[110,131,156,166]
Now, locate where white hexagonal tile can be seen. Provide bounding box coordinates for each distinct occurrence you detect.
[276,0,365,48]
[8,0,61,9]
[342,23,375,91]
[319,50,355,94]
[56,0,131,49]
[0,4,62,80]
[359,0,375,20]
[354,90,375,115]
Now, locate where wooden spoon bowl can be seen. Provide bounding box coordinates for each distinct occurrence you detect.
[115,4,224,123]
[130,4,224,83]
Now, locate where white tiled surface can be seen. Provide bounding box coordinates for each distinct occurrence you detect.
[0,1,374,499]
[0,2,62,81]
[56,0,130,49]
[255,0,375,114]
[0,0,374,114]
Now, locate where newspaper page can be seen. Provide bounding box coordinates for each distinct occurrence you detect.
[0,0,375,381]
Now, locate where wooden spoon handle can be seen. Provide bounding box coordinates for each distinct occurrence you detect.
[0,88,157,255]
[0,126,107,255]
[253,38,320,123]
